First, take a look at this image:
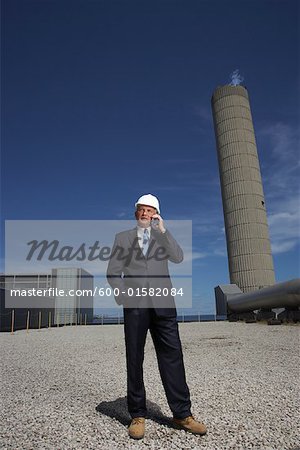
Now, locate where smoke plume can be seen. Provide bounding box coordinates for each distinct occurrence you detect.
[229,69,244,86]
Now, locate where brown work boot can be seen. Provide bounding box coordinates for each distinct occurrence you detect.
[172,415,207,435]
[128,417,145,439]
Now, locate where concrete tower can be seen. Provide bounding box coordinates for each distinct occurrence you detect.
[211,85,275,292]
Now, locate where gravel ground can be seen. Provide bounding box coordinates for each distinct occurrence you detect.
[0,321,299,450]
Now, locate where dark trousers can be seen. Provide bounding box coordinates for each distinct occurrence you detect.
[123,306,192,419]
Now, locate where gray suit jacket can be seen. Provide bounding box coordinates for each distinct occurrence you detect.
[106,227,183,316]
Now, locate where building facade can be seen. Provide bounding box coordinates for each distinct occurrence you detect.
[0,268,94,330]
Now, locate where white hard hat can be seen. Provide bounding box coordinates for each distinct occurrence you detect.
[135,194,160,214]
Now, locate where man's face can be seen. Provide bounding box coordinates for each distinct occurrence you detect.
[135,204,157,228]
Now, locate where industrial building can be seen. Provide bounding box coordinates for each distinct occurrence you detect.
[211,84,300,321]
[0,268,94,331]
[211,84,275,292]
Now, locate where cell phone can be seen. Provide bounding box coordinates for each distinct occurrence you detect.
[151,218,159,228]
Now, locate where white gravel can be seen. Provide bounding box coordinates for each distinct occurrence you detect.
[0,321,299,450]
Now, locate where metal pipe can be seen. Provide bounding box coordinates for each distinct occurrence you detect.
[227,279,300,313]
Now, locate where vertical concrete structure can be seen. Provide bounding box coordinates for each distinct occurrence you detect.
[211,85,275,292]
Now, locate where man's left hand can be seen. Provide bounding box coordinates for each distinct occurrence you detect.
[151,214,166,234]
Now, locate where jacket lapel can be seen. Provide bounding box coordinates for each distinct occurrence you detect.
[128,228,138,247]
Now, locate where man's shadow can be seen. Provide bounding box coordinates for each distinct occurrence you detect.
[96,396,172,427]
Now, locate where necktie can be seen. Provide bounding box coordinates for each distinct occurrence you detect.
[142,229,149,256]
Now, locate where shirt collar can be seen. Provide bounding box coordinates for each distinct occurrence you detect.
[137,225,151,237]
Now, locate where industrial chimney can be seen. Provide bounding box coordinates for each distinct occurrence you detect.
[211,85,275,292]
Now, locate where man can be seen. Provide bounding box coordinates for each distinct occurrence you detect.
[107,194,207,439]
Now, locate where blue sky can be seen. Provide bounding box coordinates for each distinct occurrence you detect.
[1,0,299,313]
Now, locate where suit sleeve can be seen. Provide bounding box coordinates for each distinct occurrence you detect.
[106,234,127,305]
[154,229,184,263]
